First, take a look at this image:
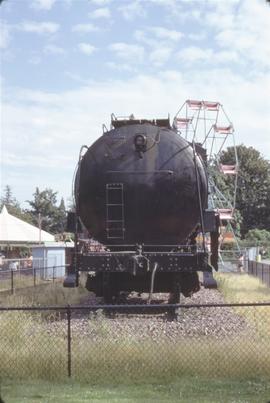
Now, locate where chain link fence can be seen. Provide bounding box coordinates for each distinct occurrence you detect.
[0,259,68,294]
[0,303,269,383]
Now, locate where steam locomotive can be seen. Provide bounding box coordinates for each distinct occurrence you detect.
[64,115,219,308]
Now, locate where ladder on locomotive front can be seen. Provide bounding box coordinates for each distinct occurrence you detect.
[106,183,125,240]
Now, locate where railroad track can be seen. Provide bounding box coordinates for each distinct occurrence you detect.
[39,287,255,341]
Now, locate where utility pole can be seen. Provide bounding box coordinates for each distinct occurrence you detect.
[38,213,42,244]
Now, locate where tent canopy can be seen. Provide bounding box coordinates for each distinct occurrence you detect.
[0,205,55,245]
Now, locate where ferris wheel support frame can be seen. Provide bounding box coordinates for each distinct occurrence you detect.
[174,99,240,270]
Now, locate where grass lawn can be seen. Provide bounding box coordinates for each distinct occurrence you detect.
[0,278,89,307]
[1,273,270,402]
[215,272,270,303]
[1,377,270,403]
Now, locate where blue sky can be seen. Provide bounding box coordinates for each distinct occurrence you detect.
[1,0,270,207]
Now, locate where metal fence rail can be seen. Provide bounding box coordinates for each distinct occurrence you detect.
[248,260,270,287]
[0,303,270,382]
[0,265,68,294]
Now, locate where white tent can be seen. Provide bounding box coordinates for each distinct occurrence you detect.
[0,205,55,245]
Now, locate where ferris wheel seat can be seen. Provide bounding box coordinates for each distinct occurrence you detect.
[203,101,220,111]
[217,208,234,221]
[213,124,233,134]
[174,117,192,129]
[219,164,238,175]
[186,100,220,111]
[187,99,203,109]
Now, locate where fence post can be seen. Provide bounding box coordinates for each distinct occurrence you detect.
[11,270,14,294]
[67,305,72,377]
[53,266,55,283]
[33,267,36,287]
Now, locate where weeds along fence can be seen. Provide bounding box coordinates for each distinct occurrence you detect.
[0,303,270,383]
[0,264,68,294]
[248,260,270,287]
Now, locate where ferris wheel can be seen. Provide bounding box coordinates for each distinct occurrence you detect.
[173,100,239,266]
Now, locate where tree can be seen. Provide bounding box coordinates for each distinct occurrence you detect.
[54,197,67,233]
[27,188,66,234]
[220,145,270,235]
[1,185,19,209]
[0,185,33,224]
[245,229,270,243]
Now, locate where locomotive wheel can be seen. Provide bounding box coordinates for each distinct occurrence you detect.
[102,273,114,304]
[168,277,181,321]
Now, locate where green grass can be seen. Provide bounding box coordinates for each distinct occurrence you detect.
[215,272,270,335]
[0,308,269,383]
[0,272,59,291]
[0,279,89,307]
[215,272,270,303]
[1,377,270,402]
[0,272,270,393]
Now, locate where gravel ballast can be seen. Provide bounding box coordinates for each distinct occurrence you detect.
[44,287,256,341]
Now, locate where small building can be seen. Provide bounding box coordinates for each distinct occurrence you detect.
[32,242,74,279]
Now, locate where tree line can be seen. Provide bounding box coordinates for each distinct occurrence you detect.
[218,144,270,242]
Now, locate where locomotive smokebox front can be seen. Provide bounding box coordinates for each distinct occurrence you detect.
[76,121,208,246]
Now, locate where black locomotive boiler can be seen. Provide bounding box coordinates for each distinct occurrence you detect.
[64,115,219,305]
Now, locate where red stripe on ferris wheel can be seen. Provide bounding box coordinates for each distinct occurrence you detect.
[213,124,233,134]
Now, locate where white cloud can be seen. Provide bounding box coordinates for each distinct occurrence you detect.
[2,68,270,204]
[78,43,96,55]
[206,11,235,31]
[149,47,172,66]
[31,0,57,10]
[177,46,239,66]
[178,46,213,64]
[106,62,135,72]
[0,21,10,49]
[4,152,73,169]
[20,21,59,34]
[64,72,91,85]
[89,7,111,19]
[2,0,270,205]
[91,0,111,4]
[72,23,99,33]
[148,0,201,21]
[118,1,146,20]
[44,44,66,55]
[214,50,238,64]
[134,30,157,47]
[134,27,183,55]
[188,32,206,41]
[148,26,183,41]
[109,42,144,63]
[209,0,270,68]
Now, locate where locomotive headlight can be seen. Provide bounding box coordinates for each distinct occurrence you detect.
[134,134,147,152]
